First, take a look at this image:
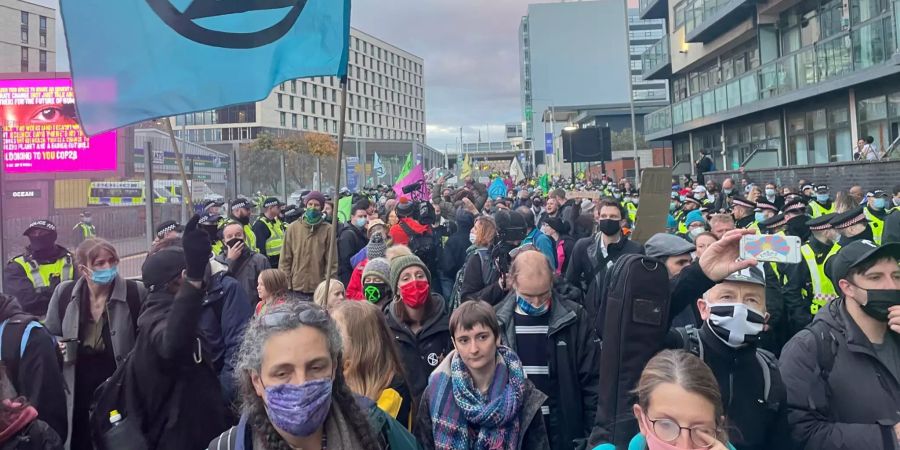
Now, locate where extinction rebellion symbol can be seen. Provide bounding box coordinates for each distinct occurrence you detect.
[363,285,382,302]
[145,0,309,49]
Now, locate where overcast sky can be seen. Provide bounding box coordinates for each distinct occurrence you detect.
[41,0,559,152]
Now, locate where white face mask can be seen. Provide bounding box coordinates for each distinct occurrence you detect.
[706,302,766,348]
[469,232,477,244]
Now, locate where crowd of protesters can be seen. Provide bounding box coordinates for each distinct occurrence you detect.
[0,168,896,450]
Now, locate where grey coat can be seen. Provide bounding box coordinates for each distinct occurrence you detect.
[215,249,270,305]
[45,275,146,444]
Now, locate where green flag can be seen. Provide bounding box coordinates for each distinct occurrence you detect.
[539,174,549,193]
[395,153,413,184]
[337,196,352,223]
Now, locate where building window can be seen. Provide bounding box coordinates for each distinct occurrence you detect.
[277,94,283,108]
[290,96,294,110]
[302,82,308,95]
[21,11,29,44]
[291,80,297,94]
[280,112,286,127]
[20,47,28,72]
[39,50,46,71]
[292,114,297,128]
[39,16,47,47]
[303,116,309,129]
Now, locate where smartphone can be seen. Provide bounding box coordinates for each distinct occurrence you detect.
[740,234,802,264]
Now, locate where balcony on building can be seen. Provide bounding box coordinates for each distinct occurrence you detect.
[642,35,671,80]
[646,13,899,141]
[684,0,757,43]
[639,0,667,20]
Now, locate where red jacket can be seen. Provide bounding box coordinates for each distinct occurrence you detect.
[389,218,431,246]
[345,259,368,300]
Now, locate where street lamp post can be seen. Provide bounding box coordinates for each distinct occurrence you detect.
[563,126,577,184]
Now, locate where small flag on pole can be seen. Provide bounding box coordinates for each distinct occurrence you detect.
[395,152,413,184]
[373,152,386,178]
[460,154,472,180]
[60,0,352,136]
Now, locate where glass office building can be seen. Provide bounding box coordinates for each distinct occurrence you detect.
[639,0,900,174]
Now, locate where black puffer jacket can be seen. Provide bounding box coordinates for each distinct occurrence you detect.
[385,294,453,397]
[780,298,900,450]
[495,282,600,450]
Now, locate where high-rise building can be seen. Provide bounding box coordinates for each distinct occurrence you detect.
[519,1,670,155]
[640,0,900,175]
[0,0,55,73]
[173,28,425,145]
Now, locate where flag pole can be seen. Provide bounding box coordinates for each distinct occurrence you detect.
[163,119,193,218]
[324,76,349,290]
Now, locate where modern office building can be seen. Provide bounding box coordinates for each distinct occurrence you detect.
[173,27,425,145]
[519,1,671,173]
[640,0,900,175]
[0,0,55,73]
[520,1,632,147]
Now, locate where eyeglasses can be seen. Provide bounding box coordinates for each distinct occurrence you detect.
[647,417,719,448]
[259,307,330,328]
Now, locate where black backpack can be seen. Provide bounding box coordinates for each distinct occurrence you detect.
[399,221,435,261]
[0,314,56,395]
[590,254,671,449]
[447,248,494,311]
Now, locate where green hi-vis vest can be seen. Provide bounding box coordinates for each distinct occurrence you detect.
[809,201,834,218]
[625,202,637,224]
[801,243,841,315]
[242,224,257,250]
[74,223,96,239]
[863,207,884,245]
[12,254,74,289]
[260,218,284,256]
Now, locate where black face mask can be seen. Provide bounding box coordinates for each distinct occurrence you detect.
[840,225,874,246]
[859,289,900,322]
[363,282,390,304]
[785,215,811,242]
[596,219,622,236]
[28,235,56,254]
[226,238,244,249]
[234,215,250,226]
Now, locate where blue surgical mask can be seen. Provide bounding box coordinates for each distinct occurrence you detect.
[755,212,767,223]
[90,266,118,285]
[816,194,829,203]
[765,189,776,197]
[873,198,887,210]
[354,217,367,228]
[516,294,550,316]
[724,188,733,195]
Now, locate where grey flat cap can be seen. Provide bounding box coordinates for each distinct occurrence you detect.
[645,233,696,259]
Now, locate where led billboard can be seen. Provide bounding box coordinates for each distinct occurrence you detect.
[1,77,117,173]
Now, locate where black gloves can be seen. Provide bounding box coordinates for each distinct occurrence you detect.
[182,215,211,280]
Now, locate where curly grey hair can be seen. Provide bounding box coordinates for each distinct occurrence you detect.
[234,301,380,450]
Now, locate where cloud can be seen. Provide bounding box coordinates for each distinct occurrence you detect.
[352,0,533,150]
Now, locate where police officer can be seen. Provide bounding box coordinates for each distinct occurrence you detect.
[829,206,874,246]
[782,213,840,337]
[252,197,285,268]
[72,211,96,246]
[3,220,74,317]
[732,196,757,229]
[198,213,225,256]
[863,190,891,245]
[807,184,834,218]
[200,198,226,227]
[153,220,183,244]
[229,198,257,251]
[669,267,793,450]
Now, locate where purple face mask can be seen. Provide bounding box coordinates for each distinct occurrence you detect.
[264,378,333,437]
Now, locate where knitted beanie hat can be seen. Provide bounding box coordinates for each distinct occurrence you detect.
[367,232,387,260]
[362,257,391,284]
[389,254,431,293]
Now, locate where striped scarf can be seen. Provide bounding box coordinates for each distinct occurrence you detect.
[428,346,525,450]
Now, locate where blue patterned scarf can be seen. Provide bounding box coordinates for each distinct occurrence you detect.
[428,346,525,450]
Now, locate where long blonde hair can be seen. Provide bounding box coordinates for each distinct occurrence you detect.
[330,301,405,400]
[313,279,344,308]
